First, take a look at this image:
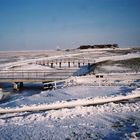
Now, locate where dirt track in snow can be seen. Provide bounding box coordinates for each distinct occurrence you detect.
[0,90,139,114]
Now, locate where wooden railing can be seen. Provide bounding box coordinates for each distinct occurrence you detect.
[0,70,77,82]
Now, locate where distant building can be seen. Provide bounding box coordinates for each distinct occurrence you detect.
[78,44,119,49]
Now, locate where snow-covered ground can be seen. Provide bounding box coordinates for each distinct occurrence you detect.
[0,48,140,140]
[0,48,139,71]
[0,87,140,140]
[99,65,131,72]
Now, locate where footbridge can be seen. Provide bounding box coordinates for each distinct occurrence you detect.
[0,57,96,90]
[0,63,95,90]
[35,57,95,68]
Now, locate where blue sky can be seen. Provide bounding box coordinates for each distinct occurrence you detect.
[0,0,140,50]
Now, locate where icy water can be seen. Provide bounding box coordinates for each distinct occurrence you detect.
[0,82,43,104]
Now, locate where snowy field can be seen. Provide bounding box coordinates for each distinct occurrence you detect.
[0,48,140,140]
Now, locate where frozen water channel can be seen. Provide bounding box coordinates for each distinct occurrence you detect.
[0,85,135,108]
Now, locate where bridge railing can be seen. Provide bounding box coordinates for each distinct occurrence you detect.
[0,70,77,81]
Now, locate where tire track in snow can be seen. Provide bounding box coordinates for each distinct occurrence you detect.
[0,90,140,114]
